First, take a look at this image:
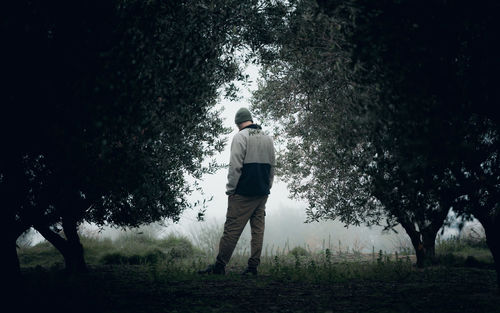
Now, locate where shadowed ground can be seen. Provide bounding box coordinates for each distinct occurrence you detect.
[16,265,500,313]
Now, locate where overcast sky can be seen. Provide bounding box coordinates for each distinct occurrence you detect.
[167,64,295,231]
[161,64,415,253]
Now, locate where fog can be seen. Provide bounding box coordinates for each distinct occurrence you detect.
[25,64,461,253]
[159,64,410,254]
[70,181,411,254]
[72,64,413,254]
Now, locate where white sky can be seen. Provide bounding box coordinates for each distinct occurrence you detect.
[166,64,296,231]
[162,64,416,253]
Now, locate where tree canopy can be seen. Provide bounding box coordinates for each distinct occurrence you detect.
[2,0,499,289]
[1,0,263,274]
[252,0,500,277]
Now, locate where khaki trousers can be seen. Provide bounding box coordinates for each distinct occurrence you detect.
[216,194,268,268]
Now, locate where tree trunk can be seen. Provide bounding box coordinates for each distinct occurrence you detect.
[2,236,22,308]
[422,229,437,262]
[400,221,425,267]
[476,216,500,291]
[62,218,87,273]
[490,239,500,292]
[2,158,25,288]
[36,224,68,253]
[1,222,29,304]
[35,222,87,273]
[400,221,439,268]
[410,232,426,268]
[2,220,29,291]
[4,235,21,284]
[398,205,449,268]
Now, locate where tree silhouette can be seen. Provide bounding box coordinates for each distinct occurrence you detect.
[252,0,500,280]
[1,0,262,277]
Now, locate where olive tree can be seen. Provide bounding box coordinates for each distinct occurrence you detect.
[1,0,262,275]
[252,0,500,273]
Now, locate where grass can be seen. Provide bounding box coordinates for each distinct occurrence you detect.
[18,230,493,280]
[434,230,494,269]
[436,235,491,259]
[19,231,416,284]
[18,232,206,269]
[16,231,500,313]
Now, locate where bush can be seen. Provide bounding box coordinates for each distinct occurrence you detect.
[144,249,166,264]
[158,234,196,258]
[100,249,166,265]
[436,234,491,263]
[435,253,461,267]
[113,232,158,251]
[464,256,481,268]
[100,252,129,265]
[18,240,64,267]
[289,246,310,257]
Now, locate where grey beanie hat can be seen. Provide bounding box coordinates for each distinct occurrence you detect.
[234,107,253,124]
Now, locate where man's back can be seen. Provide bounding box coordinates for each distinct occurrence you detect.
[226,124,275,197]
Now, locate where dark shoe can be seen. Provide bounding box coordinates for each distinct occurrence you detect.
[198,263,225,275]
[241,267,257,276]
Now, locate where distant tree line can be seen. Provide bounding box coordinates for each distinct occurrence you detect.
[252,0,500,287]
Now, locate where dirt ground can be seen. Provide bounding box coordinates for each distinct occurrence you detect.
[16,265,500,313]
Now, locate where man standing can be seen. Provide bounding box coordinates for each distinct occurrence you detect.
[199,107,275,275]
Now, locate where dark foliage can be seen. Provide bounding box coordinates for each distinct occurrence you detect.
[252,0,500,278]
[0,0,262,273]
[350,0,500,277]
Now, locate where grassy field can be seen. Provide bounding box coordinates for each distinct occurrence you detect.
[16,231,500,313]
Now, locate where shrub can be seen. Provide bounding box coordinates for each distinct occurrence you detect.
[144,249,166,264]
[100,249,166,265]
[436,234,491,263]
[464,255,481,268]
[158,234,195,258]
[114,232,158,251]
[100,252,128,265]
[18,240,64,267]
[289,246,310,257]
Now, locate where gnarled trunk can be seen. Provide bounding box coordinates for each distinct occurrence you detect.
[2,220,30,305]
[422,230,437,260]
[2,158,26,287]
[62,218,87,273]
[2,236,22,308]
[476,215,500,290]
[400,221,439,268]
[4,219,31,284]
[4,235,21,284]
[35,220,87,273]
